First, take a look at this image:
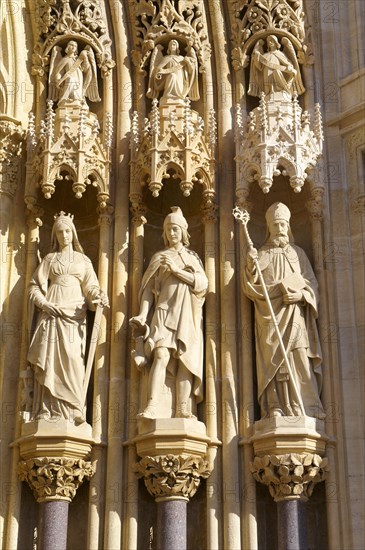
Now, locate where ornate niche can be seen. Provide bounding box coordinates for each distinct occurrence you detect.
[25,0,114,212]
[233,0,323,199]
[129,0,216,206]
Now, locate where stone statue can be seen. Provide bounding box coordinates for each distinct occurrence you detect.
[48,41,101,104]
[243,203,325,419]
[147,40,200,105]
[130,207,208,419]
[248,35,304,98]
[27,212,108,424]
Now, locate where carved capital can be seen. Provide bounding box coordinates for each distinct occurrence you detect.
[353,194,365,215]
[26,205,44,229]
[0,119,25,198]
[306,188,325,221]
[201,191,218,223]
[236,189,253,213]
[134,454,211,501]
[18,457,95,503]
[250,453,329,502]
[129,193,147,224]
[97,204,114,226]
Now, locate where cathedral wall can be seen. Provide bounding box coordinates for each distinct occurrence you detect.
[0,1,364,549]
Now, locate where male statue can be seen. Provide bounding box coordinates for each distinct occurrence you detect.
[243,202,325,419]
[130,207,208,419]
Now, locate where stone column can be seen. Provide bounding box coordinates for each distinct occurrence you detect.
[277,499,307,550]
[38,500,69,550]
[0,116,25,548]
[156,498,187,550]
[201,194,222,549]
[133,418,211,550]
[16,420,95,550]
[250,417,329,550]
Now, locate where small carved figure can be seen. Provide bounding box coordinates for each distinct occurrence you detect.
[48,41,101,104]
[243,203,325,419]
[248,35,304,98]
[27,212,108,424]
[147,39,200,105]
[130,207,208,419]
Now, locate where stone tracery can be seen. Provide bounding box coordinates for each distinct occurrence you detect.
[27,0,114,208]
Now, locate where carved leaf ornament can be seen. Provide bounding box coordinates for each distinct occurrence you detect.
[250,453,329,501]
[18,457,95,502]
[134,454,211,500]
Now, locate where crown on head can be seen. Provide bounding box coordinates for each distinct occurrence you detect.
[53,211,74,221]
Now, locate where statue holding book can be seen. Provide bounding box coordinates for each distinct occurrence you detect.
[242,203,325,419]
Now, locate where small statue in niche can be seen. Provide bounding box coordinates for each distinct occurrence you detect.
[130,207,208,419]
[27,212,108,424]
[248,35,304,98]
[48,41,101,105]
[147,39,200,106]
[242,203,325,419]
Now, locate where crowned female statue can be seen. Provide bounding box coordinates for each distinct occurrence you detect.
[27,212,108,424]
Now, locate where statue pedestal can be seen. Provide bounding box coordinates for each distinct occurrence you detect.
[134,418,211,550]
[15,420,95,550]
[134,417,210,458]
[251,415,328,456]
[249,417,329,550]
[17,419,94,461]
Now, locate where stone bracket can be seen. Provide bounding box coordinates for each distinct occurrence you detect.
[249,415,329,502]
[14,419,95,503]
[133,418,212,501]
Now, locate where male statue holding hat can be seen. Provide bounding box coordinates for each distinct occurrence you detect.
[243,202,325,419]
[130,207,208,419]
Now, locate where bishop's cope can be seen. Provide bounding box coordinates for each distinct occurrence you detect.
[130,207,208,420]
[243,202,325,420]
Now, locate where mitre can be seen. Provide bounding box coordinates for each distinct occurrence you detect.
[265,202,291,223]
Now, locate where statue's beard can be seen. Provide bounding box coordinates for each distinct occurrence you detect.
[271,236,289,247]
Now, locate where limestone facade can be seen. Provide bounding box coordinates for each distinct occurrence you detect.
[0,1,364,549]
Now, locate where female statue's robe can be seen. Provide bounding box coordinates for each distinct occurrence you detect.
[28,251,100,420]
